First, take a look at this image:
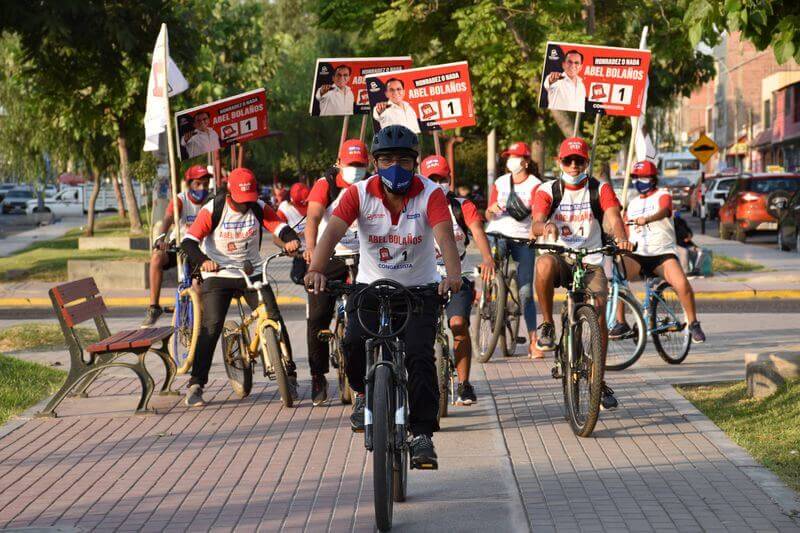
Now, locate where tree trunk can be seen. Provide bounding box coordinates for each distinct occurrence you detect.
[85,167,101,237]
[112,172,127,218]
[530,139,545,178]
[116,126,143,233]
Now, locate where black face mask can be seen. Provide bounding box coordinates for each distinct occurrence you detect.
[505,176,531,222]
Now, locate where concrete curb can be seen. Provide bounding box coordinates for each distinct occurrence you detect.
[0,295,306,308]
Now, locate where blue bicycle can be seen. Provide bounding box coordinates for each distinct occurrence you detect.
[605,257,692,370]
[169,250,201,375]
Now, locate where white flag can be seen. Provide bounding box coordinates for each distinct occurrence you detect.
[632,27,656,163]
[143,25,188,152]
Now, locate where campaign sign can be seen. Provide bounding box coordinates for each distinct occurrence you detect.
[309,57,413,117]
[174,89,268,161]
[538,42,650,117]
[365,61,476,133]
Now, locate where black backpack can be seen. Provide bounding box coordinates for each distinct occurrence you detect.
[546,178,607,240]
[448,194,471,248]
[323,167,341,205]
[209,186,264,248]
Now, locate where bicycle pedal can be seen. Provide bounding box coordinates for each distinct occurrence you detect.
[411,460,438,470]
[515,336,527,344]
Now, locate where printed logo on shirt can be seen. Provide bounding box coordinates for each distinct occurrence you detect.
[379,247,391,262]
[227,242,237,252]
[222,219,255,230]
[366,213,386,221]
[406,212,420,219]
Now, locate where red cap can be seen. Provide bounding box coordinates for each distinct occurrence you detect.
[339,139,369,166]
[184,164,211,182]
[227,168,259,203]
[558,137,589,160]
[631,160,658,177]
[501,141,531,158]
[289,182,310,207]
[420,156,451,179]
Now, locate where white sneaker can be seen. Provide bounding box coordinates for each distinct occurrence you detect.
[185,384,205,407]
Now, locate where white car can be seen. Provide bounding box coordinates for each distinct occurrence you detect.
[25,187,83,216]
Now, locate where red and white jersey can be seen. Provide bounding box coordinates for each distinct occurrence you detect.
[333,175,451,285]
[308,176,359,255]
[435,197,482,275]
[625,188,676,256]
[186,198,288,279]
[165,191,205,242]
[532,179,619,265]
[485,172,542,238]
[276,200,306,245]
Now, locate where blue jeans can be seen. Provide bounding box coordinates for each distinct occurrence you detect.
[494,237,537,333]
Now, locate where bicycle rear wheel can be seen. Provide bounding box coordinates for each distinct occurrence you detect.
[649,281,691,364]
[392,387,408,503]
[170,287,201,375]
[261,325,294,407]
[474,275,505,363]
[565,305,604,437]
[335,321,352,404]
[435,337,449,420]
[606,291,647,371]
[372,364,394,532]
[501,272,522,357]
[222,320,253,398]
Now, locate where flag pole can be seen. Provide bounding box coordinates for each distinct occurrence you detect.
[433,131,442,156]
[587,113,601,179]
[161,23,183,281]
[621,26,649,210]
[359,115,368,142]
[338,116,349,155]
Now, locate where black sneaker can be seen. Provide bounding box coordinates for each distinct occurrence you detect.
[456,382,477,405]
[287,375,299,402]
[535,322,556,351]
[689,321,706,343]
[608,322,631,339]
[410,434,438,470]
[141,305,163,327]
[311,374,328,406]
[350,394,365,432]
[600,383,618,411]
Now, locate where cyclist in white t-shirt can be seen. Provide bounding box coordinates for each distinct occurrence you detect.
[614,161,706,343]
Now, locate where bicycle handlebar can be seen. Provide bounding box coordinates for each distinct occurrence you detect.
[532,241,637,257]
[217,249,304,290]
[486,232,532,245]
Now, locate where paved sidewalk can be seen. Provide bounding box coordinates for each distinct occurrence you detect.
[0,216,87,257]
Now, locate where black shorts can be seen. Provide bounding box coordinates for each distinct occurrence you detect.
[629,253,677,278]
[445,277,475,325]
[161,250,178,271]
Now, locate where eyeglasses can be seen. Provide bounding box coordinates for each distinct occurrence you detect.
[376,155,416,168]
[563,156,587,166]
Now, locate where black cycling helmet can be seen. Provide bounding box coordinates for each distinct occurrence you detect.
[371,125,419,156]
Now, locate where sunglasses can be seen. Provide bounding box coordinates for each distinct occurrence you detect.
[563,156,587,166]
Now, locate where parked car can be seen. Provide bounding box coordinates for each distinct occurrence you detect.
[0,183,17,202]
[25,184,122,216]
[690,174,739,218]
[659,176,693,211]
[2,188,36,214]
[719,173,800,242]
[773,190,800,253]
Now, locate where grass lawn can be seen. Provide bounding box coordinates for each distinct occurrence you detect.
[0,323,97,353]
[0,214,150,282]
[677,380,800,492]
[0,354,65,426]
[713,254,764,273]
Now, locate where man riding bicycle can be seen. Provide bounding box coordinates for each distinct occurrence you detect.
[531,137,635,409]
[420,154,495,405]
[305,125,462,469]
[181,167,302,407]
[485,141,543,358]
[142,165,210,327]
[614,161,706,343]
[302,139,368,406]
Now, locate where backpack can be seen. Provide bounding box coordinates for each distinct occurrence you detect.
[209,186,264,248]
[546,178,607,241]
[323,167,341,206]
[448,194,471,248]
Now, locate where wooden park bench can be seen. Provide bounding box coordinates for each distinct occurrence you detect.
[39,277,178,417]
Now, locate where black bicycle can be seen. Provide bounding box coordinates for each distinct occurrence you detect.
[327,278,442,532]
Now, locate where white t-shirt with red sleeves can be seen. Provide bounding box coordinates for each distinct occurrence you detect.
[276,200,306,246]
[165,191,205,243]
[185,198,288,279]
[308,175,359,255]
[625,188,677,256]
[485,172,542,239]
[532,179,620,265]
[333,175,451,286]
[435,197,482,276]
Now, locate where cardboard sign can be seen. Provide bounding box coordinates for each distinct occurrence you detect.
[538,42,651,117]
[690,133,719,164]
[174,89,268,161]
[365,61,476,133]
[309,57,413,117]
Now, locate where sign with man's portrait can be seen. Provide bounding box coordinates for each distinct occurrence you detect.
[538,42,651,117]
[174,89,269,160]
[365,61,476,133]
[309,57,412,117]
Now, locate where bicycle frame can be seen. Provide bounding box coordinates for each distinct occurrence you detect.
[606,261,683,336]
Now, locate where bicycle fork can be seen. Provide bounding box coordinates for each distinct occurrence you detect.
[363,339,407,453]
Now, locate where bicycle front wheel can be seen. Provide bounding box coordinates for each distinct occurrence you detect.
[474,275,505,363]
[606,291,647,371]
[222,320,253,398]
[435,338,449,420]
[372,364,395,532]
[501,271,522,357]
[171,287,201,375]
[565,305,604,437]
[260,325,294,407]
[649,281,691,364]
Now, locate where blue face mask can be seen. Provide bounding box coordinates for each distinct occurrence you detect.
[634,179,655,194]
[561,171,587,186]
[378,164,414,194]
[188,188,209,203]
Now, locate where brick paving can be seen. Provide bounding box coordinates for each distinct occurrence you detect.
[0,341,798,531]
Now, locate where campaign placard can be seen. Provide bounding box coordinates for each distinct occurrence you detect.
[538,42,650,117]
[309,57,413,117]
[365,61,476,133]
[174,89,268,160]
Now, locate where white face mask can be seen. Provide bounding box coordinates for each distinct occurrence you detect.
[506,156,525,175]
[560,171,586,186]
[341,166,367,184]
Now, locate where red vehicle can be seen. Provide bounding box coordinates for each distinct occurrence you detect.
[718,173,800,242]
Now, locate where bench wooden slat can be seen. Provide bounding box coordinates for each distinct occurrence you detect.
[107,329,151,351]
[63,297,108,327]
[51,278,100,306]
[86,329,135,353]
[129,326,172,349]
